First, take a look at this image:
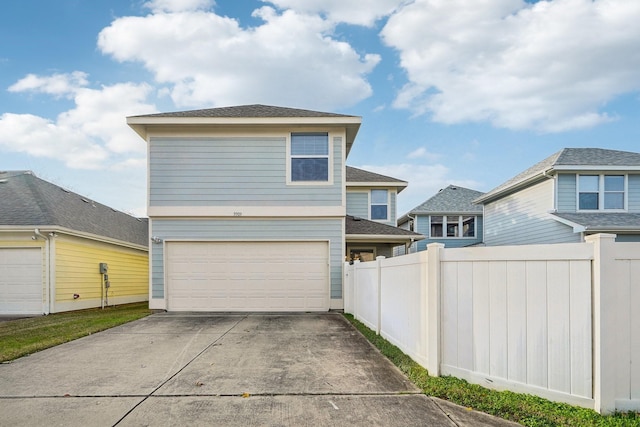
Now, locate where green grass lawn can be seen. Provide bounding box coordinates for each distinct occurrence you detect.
[0,302,152,362]
[344,313,640,427]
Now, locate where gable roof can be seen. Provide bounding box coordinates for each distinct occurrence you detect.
[0,171,148,248]
[346,166,408,192]
[551,212,640,233]
[127,104,362,155]
[346,215,424,243]
[475,148,640,204]
[400,185,484,223]
[129,104,357,119]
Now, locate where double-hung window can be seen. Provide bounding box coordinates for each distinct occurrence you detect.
[290,133,329,182]
[578,174,625,210]
[430,215,476,238]
[370,189,388,220]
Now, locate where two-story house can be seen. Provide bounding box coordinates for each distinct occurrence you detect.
[396,185,484,254]
[127,104,420,312]
[474,148,640,245]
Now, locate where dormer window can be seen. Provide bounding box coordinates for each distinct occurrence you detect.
[290,133,329,182]
[370,189,388,220]
[578,174,625,211]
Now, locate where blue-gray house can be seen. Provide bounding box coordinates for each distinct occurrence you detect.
[345,166,423,262]
[397,185,484,253]
[127,104,420,312]
[475,148,640,245]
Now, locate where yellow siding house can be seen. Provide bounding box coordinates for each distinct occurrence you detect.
[0,171,148,315]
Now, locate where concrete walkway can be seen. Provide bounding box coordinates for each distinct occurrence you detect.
[0,313,519,426]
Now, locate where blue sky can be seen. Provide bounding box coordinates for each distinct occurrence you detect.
[2,0,639,216]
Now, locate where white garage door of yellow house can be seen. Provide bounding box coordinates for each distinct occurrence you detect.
[0,248,43,315]
[166,241,330,312]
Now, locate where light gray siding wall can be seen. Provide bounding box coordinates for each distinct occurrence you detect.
[615,234,640,243]
[345,188,397,226]
[149,136,343,206]
[150,218,343,299]
[346,191,368,218]
[483,179,579,246]
[414,214,483,250]
[557,174,576,212]
[629,174,640,212]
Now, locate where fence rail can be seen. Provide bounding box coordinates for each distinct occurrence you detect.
[344,234,640,414]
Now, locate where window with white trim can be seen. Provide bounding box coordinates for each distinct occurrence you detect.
[578,174,625,210]
[370,189,388,220]
[290,133,329,182]
[430,215,476,238]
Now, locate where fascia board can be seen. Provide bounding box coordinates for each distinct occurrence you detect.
[553,165,640,171]
[346,234,425,242]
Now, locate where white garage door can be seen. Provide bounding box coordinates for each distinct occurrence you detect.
[166,241,330,312]
[0,248,43,315]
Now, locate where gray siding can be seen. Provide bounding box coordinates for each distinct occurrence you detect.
[345,188,397,226]
[557,174,576,212]
[483,179,579,245]
[149,136,343,206]
[150,218,343,300]
[414,214,484,250]
[346,191,368,218]
[614,234,640,243]
[629,174,640,212]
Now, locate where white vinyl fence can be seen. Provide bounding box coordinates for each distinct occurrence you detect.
[344,234,640,414]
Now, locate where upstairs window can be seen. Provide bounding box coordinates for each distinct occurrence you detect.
[578,174,625,210]
[290,133,329,182]
[430,215,476,238]
[370,189,388,220]
[431,216,443,237]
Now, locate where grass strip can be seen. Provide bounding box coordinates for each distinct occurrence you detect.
[344,313,640,427]
[0,302,152,362]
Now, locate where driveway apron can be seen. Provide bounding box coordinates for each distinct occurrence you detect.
[0,313,518,426]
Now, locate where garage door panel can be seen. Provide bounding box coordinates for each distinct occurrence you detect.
[167,241,329,312]
[0,248,43,315]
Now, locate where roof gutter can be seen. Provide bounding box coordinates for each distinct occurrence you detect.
[345,234,425,243]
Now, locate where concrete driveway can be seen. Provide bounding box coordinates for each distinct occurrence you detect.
[0,313,518,426]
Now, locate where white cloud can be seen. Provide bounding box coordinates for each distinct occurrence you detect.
[382,0,640,132]
[407,146,441,161]
[1,73,156,169]
[8,71,89,98]
[355,163,482,215]
[97,6,379,110]
[264,0,409,26]
[144,0,214,13]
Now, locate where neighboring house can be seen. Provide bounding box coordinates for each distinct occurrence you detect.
[127,104,421,312]
[474,148,640,245]
[0,171,149,315]
[396,185,484,254]
[345,166,423,262]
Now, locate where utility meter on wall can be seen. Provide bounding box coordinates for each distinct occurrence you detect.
[99,263,108,274]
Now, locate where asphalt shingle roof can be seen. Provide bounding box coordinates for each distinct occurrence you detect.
[129,104,358,119]
[551,212,640,231]
[346,166,407,184]
[0,171,148,247]
[346,215,423,238]
[407,185,484,214]
[476,148,640,204]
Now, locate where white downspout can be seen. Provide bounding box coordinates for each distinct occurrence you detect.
[33,229,50,315]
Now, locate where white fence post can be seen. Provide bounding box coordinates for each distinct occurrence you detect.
[427,243,444,377]
[376,256,385,334]
[586,233,617,414]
